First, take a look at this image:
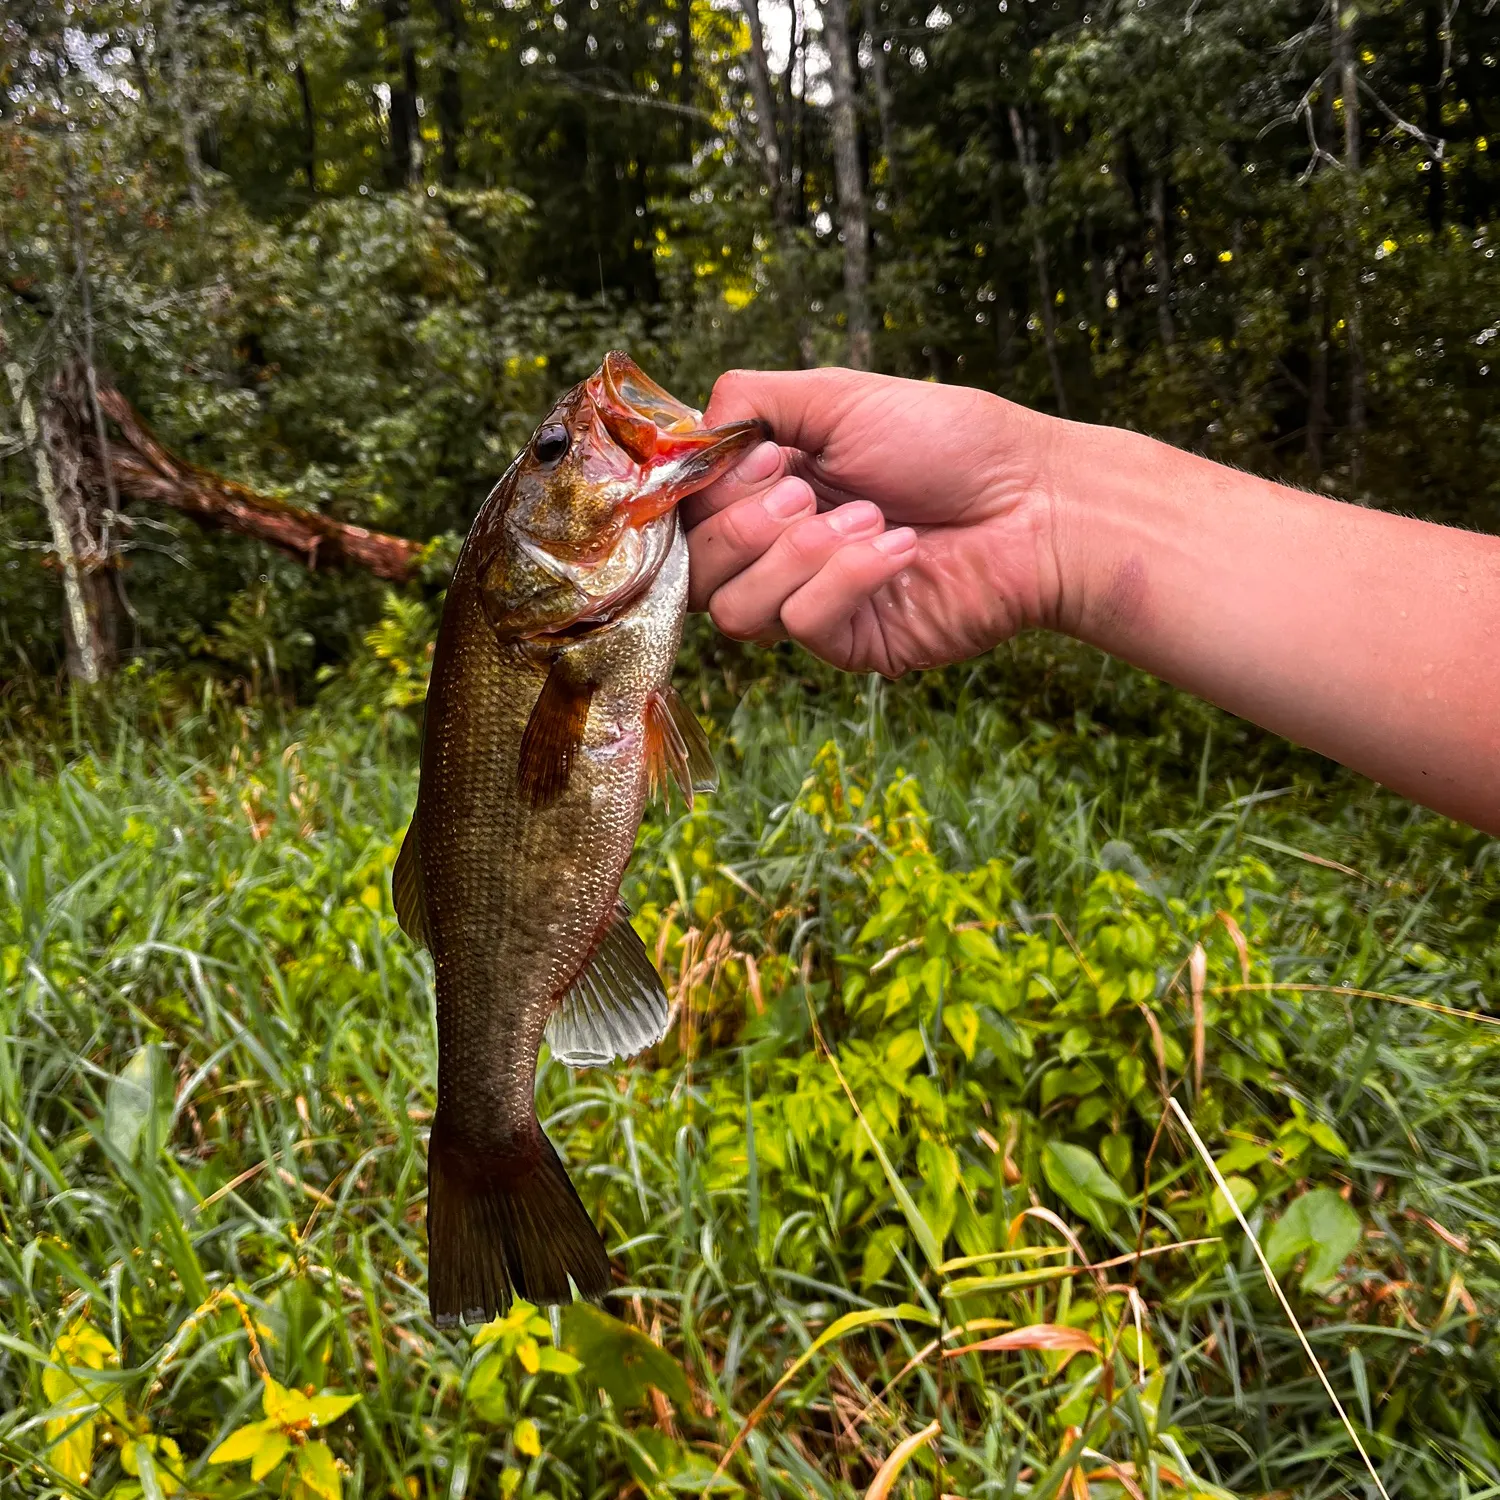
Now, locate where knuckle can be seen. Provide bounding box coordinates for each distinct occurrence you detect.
[708,591,759,642]
[719,503,767,554]
[782,516,835,565]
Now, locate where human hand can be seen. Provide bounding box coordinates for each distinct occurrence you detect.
[683,367,1063,676]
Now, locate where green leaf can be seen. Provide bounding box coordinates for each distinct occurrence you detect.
[1265,1189,1361,1289]
[44,1418,94,1487]
[292,1440,341,1500]
[625,1428,743,1493]
[251,1430,291,1483]
[561,1304,693,1409]
[534,1346,581,1375]
[1100,1132,1132,1182]
[946,1002,979,1060]
[210,1421,276,1465]
[1208,1174,1256,1227]
[467,1355,509,1423]
[105,1046,160,1162]
[860,1225,906,1288]
[303,1392,361,1427]
[1042,1140,1126,1230]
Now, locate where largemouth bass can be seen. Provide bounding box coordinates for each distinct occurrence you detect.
[394,352,762,1325]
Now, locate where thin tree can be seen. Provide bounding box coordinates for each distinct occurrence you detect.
[430,0,464,186]
[1009,104,1068,416]
[821,0,873,369]
[736,0,790,225]
[1332,0,1366,489]
[1,332,103,684]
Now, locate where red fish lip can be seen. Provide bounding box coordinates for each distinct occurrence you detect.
[587,352,768,524]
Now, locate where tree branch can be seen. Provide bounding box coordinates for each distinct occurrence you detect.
[80,378,425,583]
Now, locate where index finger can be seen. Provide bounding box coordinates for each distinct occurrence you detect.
[681,438,790,528]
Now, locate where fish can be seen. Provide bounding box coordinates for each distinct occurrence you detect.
[392,352,764,1325]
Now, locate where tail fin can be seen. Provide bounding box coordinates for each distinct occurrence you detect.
[427,1123,611,1326]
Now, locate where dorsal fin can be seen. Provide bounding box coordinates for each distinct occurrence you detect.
[645,686,717,809]
[392,821,429,948]
[518,657,596,810]
[545,903,671,1068]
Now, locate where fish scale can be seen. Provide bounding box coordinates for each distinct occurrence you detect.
[392,353,761,1323]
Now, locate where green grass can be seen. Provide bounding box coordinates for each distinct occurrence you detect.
[2,629,1498,1500]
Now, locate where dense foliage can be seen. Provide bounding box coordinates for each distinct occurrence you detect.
[2,637,1499,1498]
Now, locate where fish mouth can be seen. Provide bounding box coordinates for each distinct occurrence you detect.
[587,352,767,526]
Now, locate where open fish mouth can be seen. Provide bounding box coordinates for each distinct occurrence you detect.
[588,352,767,528]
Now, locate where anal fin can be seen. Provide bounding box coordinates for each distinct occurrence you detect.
[392,820,429,948]
[519,657,596,810]
[545,902,671,1068]
[645,685,717,809]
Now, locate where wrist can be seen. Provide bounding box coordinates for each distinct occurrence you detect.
[1038,417,1177,647]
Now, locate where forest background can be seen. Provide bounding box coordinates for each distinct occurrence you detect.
[2,1,1500,1498]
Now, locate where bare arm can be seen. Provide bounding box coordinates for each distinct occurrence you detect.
[685,367,1500,835]
[1050,421,1500,834]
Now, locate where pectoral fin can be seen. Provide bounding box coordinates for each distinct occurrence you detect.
[545,903,671,1068]
[518,657,596,810]
[392,821,429,948]
[645,685,717,809]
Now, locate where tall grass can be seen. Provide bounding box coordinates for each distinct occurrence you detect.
[2,633,1497,1499]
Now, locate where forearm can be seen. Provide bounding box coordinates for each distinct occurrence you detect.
[1047,422,1500,834]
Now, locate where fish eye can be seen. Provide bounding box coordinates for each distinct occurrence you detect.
[533,424,570,466]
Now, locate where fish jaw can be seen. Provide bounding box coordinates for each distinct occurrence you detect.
[587,351,768,527]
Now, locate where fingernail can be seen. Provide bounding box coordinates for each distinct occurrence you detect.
[761,478,811,520]
[827,502,881,536]
[872,527,917,556]
[733,441,781,486]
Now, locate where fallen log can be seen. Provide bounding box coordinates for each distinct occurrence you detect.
[81,380,425,583]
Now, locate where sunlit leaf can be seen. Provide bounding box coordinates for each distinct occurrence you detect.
[561,1304,692,1409]
[292,1439,341,1500]
[1042,1140,1126,1231]
[252,1429,292,1483]
[1266,1189,1361,1289]
[210,1421,277,1465]
[946,1323,1100,1370]
[304,1392,361,1427]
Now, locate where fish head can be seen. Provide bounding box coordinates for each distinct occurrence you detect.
[477,352,765,642]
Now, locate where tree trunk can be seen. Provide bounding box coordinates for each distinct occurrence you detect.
[867,13,901,211]
[820,0,873,370]
[1307,238,1329,477]
[44,368,120,676]
[162,0,204,206]
[1332,2,1366,489]
[285,0,318,194]
[1008,105,1068,417]
[1149,173,1176,354]
[430,0,465,186]
[736,0,790,224]
[2,344,109,684]
[677,0,695,160]
[382,0,421,189]
[1422,1,1446,232]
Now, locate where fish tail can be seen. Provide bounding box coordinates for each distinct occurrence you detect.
[426,1116,611,1325]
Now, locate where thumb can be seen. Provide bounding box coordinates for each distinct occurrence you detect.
[704,367,877,458]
